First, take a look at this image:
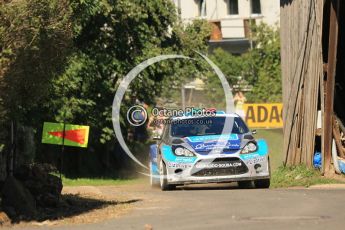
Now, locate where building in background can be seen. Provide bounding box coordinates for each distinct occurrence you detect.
[172,0,280,54]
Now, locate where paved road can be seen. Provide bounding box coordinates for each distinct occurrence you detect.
[20,183,345,230]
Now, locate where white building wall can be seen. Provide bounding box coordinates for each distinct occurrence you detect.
[173,0,280,39]
[260,0,280,26]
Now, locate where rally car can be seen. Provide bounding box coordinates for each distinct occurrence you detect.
[148,113,270,190]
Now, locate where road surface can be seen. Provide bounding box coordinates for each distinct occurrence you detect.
[17,183,345,230]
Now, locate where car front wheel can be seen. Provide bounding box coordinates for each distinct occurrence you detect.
[254,178,270,188]
[159,159,175,191]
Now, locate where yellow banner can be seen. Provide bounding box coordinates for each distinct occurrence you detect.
[242,103,283,128]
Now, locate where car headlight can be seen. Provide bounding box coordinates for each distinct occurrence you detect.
[241,142,257,154]
[174,147,195,157]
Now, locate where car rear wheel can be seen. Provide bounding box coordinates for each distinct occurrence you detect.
[254,179,270,188]
[159,159,175,191]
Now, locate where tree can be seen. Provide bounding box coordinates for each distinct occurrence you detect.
[245,23,281,103]
[0,0,73,173]
[205,48,246,108]
[44,0,212,176]
[0,0,73,123]
[206,23,282,106]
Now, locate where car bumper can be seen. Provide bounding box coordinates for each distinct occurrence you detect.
[165,155,270,185]
[168,175,270,185]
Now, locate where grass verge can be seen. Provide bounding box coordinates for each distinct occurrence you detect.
[60,167,344,188]
[271,165,344,188]
[60,130,343,188]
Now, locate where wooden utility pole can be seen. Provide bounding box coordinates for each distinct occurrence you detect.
[280,0,324,166]
[323,0,339,174]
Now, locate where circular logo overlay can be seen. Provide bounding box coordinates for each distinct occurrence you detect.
[127,105,147,126]
[112,52,234,170]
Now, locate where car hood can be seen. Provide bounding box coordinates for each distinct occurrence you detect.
[184,134,242,152]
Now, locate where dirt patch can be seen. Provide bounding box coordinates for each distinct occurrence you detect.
[63,186,104,196]
[323,171,345,182]
[309,184,345,189]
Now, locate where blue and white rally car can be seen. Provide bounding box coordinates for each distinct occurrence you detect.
[149,113,270,190]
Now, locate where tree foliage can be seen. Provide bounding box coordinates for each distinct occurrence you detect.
[0,0,211,176]
[43,0,211,175]
[0,0,73,124]
[49,0,211,146]
[245,23,281,103]
[0,0,73,168]
[207,23,282,106]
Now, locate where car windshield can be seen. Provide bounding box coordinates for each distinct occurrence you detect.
[170,116,249,137]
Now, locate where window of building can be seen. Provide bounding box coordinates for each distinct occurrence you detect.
[251,0,261,14]
[228,0,239,15]
[198,0,206,17]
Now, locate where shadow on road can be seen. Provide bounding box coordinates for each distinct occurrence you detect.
[8,194,141,224]
[175,182,251,191]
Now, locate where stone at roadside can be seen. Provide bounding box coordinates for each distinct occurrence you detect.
[15,164,63,208]
[1,176,37,218]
